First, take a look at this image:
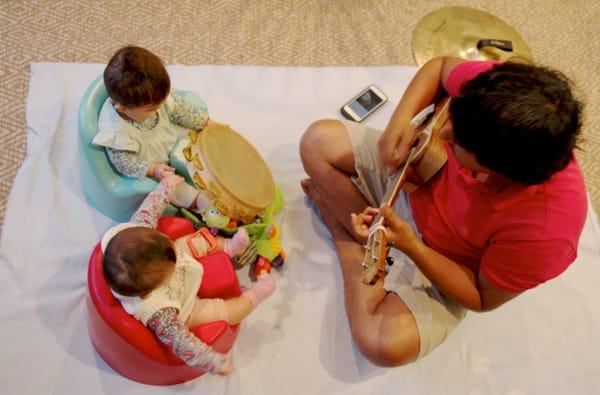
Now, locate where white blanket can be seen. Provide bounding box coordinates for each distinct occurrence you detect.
[1,63,599,395]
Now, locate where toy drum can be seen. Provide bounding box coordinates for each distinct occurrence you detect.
[181,123,275,224]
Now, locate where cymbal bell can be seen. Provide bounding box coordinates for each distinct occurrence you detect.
[412,6,533,66]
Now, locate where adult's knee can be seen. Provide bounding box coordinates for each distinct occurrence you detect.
[353,330,418,367]
[355,336,416,367]
[300,119,350,175]
[299,120,329,162]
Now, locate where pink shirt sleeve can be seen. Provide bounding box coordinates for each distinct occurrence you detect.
[445,61,502,98]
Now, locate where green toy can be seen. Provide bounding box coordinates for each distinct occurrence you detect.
[180,204,230,232]
[235,185,285,270]
[203,204,231,229]
[178,186,286,274]
[232,185,286,275]
[252,185,285,269]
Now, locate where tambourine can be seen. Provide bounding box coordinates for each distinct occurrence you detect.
[180,123,275,224]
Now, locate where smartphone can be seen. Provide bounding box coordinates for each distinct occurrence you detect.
[340,85,388,122]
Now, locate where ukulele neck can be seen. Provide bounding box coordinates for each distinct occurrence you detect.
[370,144,418,230]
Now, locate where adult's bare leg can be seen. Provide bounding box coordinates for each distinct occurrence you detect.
[300,119,371,240]
[301,178,420,366]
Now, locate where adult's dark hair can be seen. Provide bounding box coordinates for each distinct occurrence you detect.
[450,61,583,185]
[102,227,176,297]
[104,46,170,108]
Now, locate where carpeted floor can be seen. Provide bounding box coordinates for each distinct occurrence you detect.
[1,0,598,233]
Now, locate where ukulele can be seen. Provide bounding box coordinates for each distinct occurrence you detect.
[361,97,451,285]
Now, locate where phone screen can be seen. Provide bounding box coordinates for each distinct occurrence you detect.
[348,90,384,119]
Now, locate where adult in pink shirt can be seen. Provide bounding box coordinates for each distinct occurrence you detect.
[299,57,586,366]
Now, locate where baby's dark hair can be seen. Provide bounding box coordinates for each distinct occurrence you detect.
[102,227,176,297]
[450,61,583,185]
[104,46,171,108]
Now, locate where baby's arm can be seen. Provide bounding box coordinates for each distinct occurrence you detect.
[106,148,151,179]
[130,175,183,228]
[147,307,230,374]
[107,148,174,181]
[167,93,209,130]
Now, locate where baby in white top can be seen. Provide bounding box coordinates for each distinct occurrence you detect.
[92,45,211,209]
[101,175,275,374]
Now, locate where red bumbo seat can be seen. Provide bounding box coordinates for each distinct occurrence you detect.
[86,216,241,385]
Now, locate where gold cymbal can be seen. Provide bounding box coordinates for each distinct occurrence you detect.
[412,6,533,66]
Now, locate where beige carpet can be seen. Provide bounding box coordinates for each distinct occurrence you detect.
[1,0,598,233]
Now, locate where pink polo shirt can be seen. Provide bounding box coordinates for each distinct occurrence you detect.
[408,61,587,292]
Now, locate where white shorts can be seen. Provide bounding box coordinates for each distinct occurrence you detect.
[343,120,466,359]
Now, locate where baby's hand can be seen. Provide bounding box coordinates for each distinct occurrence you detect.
[152,163,176,180]
[350,206,379,239]
[159,174,183,191]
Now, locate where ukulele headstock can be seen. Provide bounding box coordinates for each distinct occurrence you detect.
[361,225,389,285]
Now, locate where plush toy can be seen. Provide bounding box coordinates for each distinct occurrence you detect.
[248,187,285,275]
[178,185,286,276]
[203,204,231,231]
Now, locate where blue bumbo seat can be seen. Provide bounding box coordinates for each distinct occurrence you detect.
[78,76,207,221]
